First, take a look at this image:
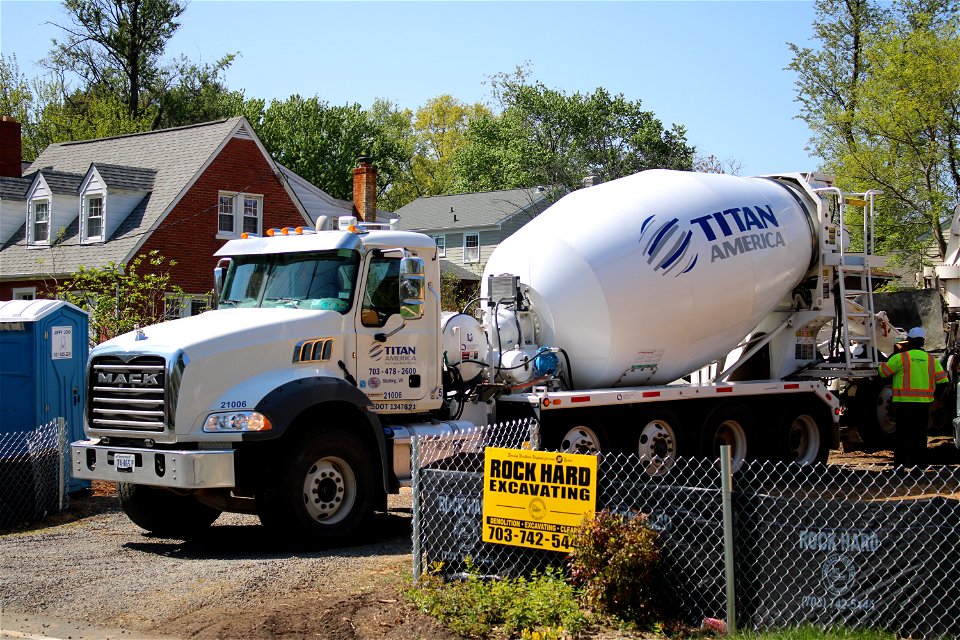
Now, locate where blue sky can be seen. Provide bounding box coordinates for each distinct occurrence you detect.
[1,1,819,177]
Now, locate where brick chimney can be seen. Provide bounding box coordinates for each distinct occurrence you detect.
[0,116,22,178]
[352,156,377,222]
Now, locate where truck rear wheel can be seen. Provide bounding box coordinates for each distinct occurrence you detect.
[634,410,685,476]
[256,429,374,545]
[543,418,605,455]
[117,483,221,538]
[773,400,830,465]
[848,381,896,450]
[700,403,752,472]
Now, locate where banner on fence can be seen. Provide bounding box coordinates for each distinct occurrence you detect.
[741,493,960,637]
[482,447,597,552]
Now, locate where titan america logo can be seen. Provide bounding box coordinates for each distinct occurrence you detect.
[639,204,785,276]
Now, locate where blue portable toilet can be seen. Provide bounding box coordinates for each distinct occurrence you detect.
[0,299,90,496]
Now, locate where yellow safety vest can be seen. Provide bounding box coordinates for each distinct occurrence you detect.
[878,349,948,403]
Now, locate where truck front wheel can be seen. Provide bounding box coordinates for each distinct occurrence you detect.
[257,429,374,545]
[117,483,221,538]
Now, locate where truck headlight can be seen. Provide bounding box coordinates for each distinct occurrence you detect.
[203,411,272,432]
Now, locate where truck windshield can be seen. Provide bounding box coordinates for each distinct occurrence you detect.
[219,250,360,313]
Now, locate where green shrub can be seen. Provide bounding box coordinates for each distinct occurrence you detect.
[406,562,587,638]
[567,510,661,625]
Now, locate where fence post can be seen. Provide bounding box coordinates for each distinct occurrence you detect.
[720,445,737,633]
[57,418,66,512]
[411,434,422,583]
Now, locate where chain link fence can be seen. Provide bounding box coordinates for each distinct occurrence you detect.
[0,419,70,530]
[411,418,960,638]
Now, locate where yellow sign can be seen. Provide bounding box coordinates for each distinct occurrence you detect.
[482,447,597,552]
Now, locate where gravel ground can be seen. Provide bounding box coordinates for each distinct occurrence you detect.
[0,487,456,640]
[3,437,959,639]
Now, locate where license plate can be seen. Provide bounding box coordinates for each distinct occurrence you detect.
[115,453,136,471]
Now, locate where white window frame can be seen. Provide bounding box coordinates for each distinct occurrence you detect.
[217,192,263,239]
[82,192,106,243]
[433,235,446,258]
[28,198,51,246]
[12,287,36,300]
[164,293,210,319]
[463,232,480,264]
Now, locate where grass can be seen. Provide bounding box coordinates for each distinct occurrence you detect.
[406,565,588,639]
[406,570,898,639]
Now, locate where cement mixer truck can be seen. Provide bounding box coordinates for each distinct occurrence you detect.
[71,169,893,542]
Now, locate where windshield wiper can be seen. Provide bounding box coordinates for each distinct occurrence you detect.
[219,299,242,307]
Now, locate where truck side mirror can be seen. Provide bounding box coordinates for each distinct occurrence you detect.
[399,257,425,320]
[213,258,232,310]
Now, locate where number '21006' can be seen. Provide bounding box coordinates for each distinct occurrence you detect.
[220,400,247,409]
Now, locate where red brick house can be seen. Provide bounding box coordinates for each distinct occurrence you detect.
[0,116,382,315]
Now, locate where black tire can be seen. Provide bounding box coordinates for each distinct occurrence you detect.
[772,400,831,465]
[848,380,897,450]
[117,483,221,538]
[256,429,375,545]
[700,402,753,472]
[631,408,688,476]
[541,414,606,455]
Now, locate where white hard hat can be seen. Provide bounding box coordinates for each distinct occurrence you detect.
[908,327,926,339]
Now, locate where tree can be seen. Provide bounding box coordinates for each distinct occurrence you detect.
[3,1,246,157]
[1,54,152,160]
[45,0,186,119]
[252,95,412,204]
[0,55,43,160]
[693,153,744,175]
[151,53,251,130]
[454,73,693,193]
[788,0,885,159]
[383,95,491,209]
[57,250,184,345]
[789,0,960,266]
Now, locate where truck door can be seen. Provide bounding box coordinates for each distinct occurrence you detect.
[354,253,431,412]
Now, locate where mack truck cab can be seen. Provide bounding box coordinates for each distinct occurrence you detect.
[72,218,466,543]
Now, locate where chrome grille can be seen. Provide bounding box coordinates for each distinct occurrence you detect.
[89,356,166,432]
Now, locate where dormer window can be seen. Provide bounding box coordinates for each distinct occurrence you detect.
[30,199,50,245]
[217,191,263,238]
[83,194,105,242]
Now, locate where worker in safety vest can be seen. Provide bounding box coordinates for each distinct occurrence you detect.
[878,327,949,465]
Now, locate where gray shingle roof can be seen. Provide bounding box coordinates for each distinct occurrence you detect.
[440,259,481,281]
[39,170,85,195]
[0,117,243,278]
[394,187,551,232]
[0,173,34,200]
[93,163,157,191]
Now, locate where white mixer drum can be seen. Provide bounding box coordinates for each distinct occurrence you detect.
[482,170,818,388]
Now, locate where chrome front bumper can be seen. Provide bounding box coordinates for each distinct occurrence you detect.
[71,440,235,488]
